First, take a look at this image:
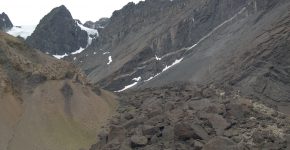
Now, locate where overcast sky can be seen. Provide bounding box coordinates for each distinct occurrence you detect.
[0,0,144,25]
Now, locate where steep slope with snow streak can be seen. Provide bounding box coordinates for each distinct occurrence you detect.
[68,0,287,93]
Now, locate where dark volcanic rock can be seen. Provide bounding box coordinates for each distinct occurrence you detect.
[26,5,88,55]
[0,12,13,31]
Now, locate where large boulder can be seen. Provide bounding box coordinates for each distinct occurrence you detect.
[203,136,238,150]
[130,135,148,147]
[174,123,204,141]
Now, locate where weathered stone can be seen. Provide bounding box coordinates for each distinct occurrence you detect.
[226,103,251,119]
[98,130,109,147]
[191,124,210,140]
[108,125,126,142]
[124,112,134,120]
[174,123,203,141]
[162,126,174,141]
[130,135,148,147]
[123,118,144,128]
[203,136,237,150]
[142,125,159,136]
[193,140,204,150]
[206,114,231,135]
[188,99,211,111]
[202,88,215,98]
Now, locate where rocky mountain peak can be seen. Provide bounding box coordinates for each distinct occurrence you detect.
[50,5,72,19]
[26,5,89,55]
[0,12,13,31]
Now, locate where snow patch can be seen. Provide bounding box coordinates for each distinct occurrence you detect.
[53,53,68,59]
[162,58,183,72]
[132,77,141,82]
[145,58,183,82]
[88,37,93,46]
[115,82,138,92]
[107,56,112,65]
[71,47,85,55]
[155,55,162,60]
[77,22,99,37]
[76,22,98,49]
[103,52,110,55]
[2,18,5,21]
[7,25,36,39]
[144,73,160,82]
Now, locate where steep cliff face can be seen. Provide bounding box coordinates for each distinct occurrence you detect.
[26,5,88,55]
[64,0,289,113]
[69,0,285,92]
[140,0,290,112]
[0,12,13,31]
[0,32,117,150]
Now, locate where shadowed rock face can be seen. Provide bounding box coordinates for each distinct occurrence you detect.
[26,5,88,55]
[0,12,13,31]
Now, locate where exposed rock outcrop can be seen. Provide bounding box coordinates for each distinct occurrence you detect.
[26,5,88,55]
[0,12,13,31]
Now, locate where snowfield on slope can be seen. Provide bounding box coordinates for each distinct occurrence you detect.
[53,23,98,59]
[7,25,36,39]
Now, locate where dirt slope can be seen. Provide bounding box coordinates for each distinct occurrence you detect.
[0,32,117,150]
